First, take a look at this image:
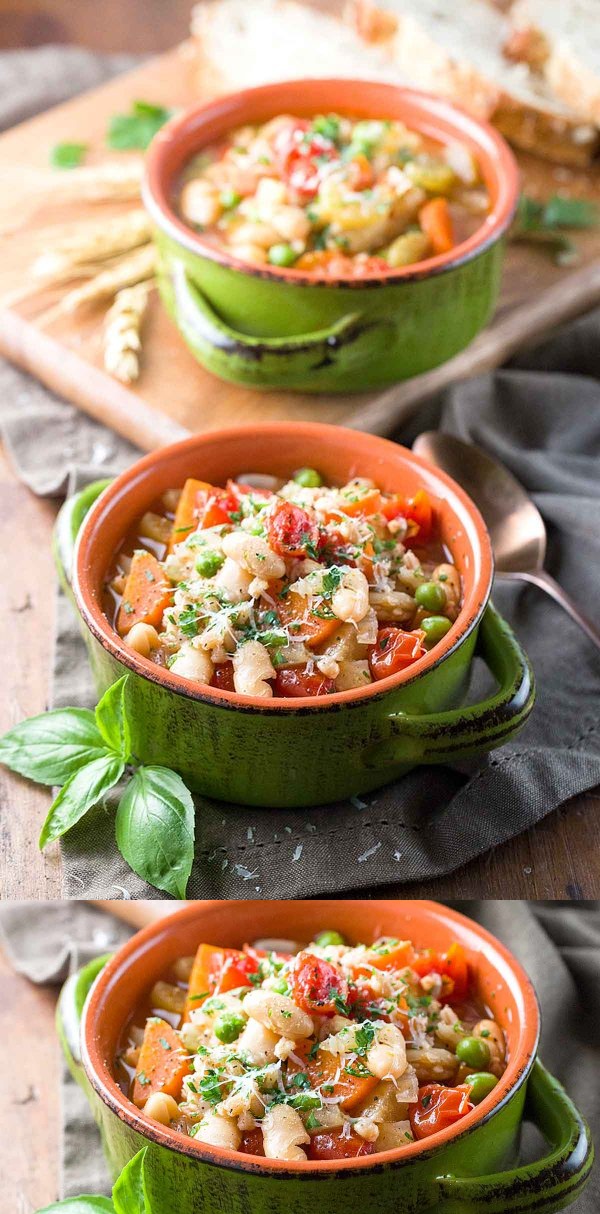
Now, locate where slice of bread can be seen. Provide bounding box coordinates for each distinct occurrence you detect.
[507,0,600,124]
[190,0,402,94]
[349,0,599,164]
[189,0,599,165]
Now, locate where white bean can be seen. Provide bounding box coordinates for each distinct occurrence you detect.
[332,568,370,623]
[214,556,254,603]
[143,1092,180,1124]
[222,531,285,579]
[126,622,160,657]
[243,989,314,1039]
[367,1024,407,1080]
[180,179,222,226]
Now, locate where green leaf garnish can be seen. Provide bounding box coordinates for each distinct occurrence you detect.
[39,752,125,848]
[107,100,173,150]
[50,141,88,169]
[0,707,105,785]
[95,675,131,760]
[115,765,195,899]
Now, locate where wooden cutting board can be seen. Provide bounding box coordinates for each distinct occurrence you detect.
[0,41,599,449]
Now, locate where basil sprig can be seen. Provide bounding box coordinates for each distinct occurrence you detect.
[0,677,194,898]
[37,1149,149,1214]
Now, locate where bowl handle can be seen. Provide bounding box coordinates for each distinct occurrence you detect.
[56,954,112,1092]
[170,261,390,387]
[436,1059,594,1213]
[365,602,534,768]
[53,479,113,592]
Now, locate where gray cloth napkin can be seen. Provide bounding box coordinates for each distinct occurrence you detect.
[1,48,599,898]
[0,900,598,1208]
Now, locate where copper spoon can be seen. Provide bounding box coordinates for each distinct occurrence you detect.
[413,430,600,652]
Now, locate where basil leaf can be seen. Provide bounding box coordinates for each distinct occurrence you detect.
[115,766,195,898]
[37,1200,114,1213]
[112,1149,148,1214]
[543,196,598,230]
[39,753,125,848]
[95,676,131,760]
[0,708,104,785]
[50,141,88,169]
[107,101,172,150]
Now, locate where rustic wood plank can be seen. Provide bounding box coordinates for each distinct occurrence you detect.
[0,943,60,1210]
[0,445,62,899]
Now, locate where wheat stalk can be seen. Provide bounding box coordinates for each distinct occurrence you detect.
[103,280,153,383]
[31,209,152,282]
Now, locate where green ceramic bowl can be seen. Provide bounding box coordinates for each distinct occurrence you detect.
[142,79,519,392]
[57,900,593,1214]
[54,423,534,808]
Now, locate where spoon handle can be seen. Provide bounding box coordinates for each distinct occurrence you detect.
[496,569,600,652]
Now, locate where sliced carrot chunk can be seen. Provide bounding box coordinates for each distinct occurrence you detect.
[419,197,454,255]
[273,584,340,649]
[169,478,236,550]
[116,550,173,636]
[290,1039,379,1112]
[132,1019,191,1108]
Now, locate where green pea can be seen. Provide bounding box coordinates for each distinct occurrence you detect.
[213,1012,246,1044]
[268,242,298,267]
[294,467,323,489]
[220,187,241,210]
[415,580,446,612]
[456,1036,491,1070]
[421,615,452,648]
[195,549,224,577]
[271,977,291,995]
[313,929,345,947]
[467,1072,498,1105]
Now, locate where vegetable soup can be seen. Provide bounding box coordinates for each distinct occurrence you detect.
[175,112,489,276]
[115,930,507,1161]
[104,469,461,697]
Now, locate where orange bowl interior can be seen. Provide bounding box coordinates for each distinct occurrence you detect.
[74,422,493,709]
[83,899,539,1173]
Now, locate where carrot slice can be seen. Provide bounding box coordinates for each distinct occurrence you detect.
[273,584,340,649]
[338,488,382,518]
[290,1039,379,1112]
[132,1019,191,1108]
[418,198,454,255]
[169,478,236,551]
[116,550,173,636]
[184,943,257,1019]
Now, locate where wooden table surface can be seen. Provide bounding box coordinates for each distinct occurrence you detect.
[1,3,599,901]
[0,941,61,1211]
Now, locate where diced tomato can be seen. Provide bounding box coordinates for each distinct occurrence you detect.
[210,663,235,692]
[240,1129,266,1156]
[382,490,434,545]
[347,154,374,192]
[274,665,335,698]
[170,478,238,549]
[268,501,319,559]
[369,627,426,680]
[292,952,349,1017]
[185,943,259,1017]
[317,527,357,567]
[274,122,337,200]
[410,1084,473,1141]
[306,1128,376,1160]
[412,943,469,1003]
[338,488,382,517]
[346,982,390,1022]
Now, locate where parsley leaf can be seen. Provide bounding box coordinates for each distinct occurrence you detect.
[107,100,173,150]
[50,141,88,169]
